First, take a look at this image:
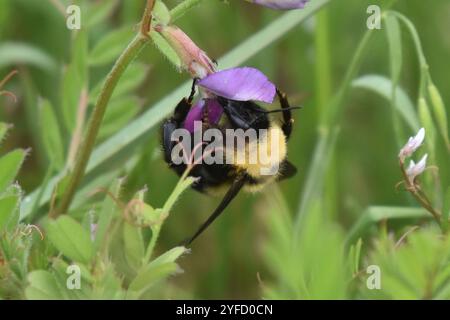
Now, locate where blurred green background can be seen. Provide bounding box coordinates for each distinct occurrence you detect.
[0,0,449,299]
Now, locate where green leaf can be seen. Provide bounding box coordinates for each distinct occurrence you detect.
[89,26,134,66]
[153,0,171,25]
[0,42,56,71]
[128,247,187,293]
[99,96,140,140]
[25,270,62,300]
[61,63,83,132]
[428,83,449,146]
[39,99,65,170]
[85,0,119,28]
[0,149,26,195]
[0,194,20,231]
[93,178,124,250]
[0,122,11,144]
[128,262,179,292]
[418,97,436,157]
[442,187,450,232]
[89,63,147,104]
[46,216,94,264]
[73,30,89,87]
[123,222,145,270]
[385,14,402,88]
[162,176,197,214]
[150,246,188,265]
[364,228,450,299]
[150,30,181,69]
[349,238,363,275]
[352,75,420,131]
[60,31,89,133]
[263,189,349,299]
[346,206,429,247]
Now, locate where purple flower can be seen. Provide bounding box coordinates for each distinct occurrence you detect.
[198,67,276,104]
[183,67,276,132]
[184,98,224,132]
[249,0,310,10]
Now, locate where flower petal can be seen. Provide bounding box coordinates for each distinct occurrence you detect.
[251,0,309,10]
[198,67,276,103]
[183,101,203,133]
[205,98,224,125]
[183,99,224,133]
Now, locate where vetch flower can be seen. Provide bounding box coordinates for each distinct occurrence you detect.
[198,67,276,103]
[183,67,277,132]
[399,127,425,162]
[406,154,428,184]
[247,0,310,10]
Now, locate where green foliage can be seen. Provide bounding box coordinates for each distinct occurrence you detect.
[89,26,135,67]
[362,227,450,299]
[46,216,94,264]
[263,190,350,299]
[0,43,56,71]
[39,99,65,170]
[0,149,26,195]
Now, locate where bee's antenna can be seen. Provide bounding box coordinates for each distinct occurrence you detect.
[262,106,302,114]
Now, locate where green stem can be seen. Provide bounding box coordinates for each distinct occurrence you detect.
[170,0,205,22]
[315,8,336,220]
[143,170,193,263]
[322,30,374,127]
[315,9,331,119]
[399,160,442,227]
[55,34,149,216]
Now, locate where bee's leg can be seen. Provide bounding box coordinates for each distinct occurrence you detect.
[188,78,199,103]
[276,88,293,140]
[181,174,246,246]
[162,98,192,165]
[173,97,192,123]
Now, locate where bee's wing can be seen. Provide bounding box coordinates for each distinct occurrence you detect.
[277,160,297,181]
[184,175,246,245]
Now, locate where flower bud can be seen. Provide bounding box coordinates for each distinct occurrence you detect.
[398,127,425,161]
[156,25,216,78]
[406,154,428,184]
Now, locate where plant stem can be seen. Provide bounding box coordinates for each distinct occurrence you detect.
[315,8,336,220]
[141,0,156,36]
[143,171,194,263]
[0,69,18,89]
[170,0,205,22]
[399,160,442,225]
[55,3,155,216]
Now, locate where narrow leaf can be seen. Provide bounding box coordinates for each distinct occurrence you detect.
[39,99,65,170]
[89,26,134,66]
[0,149,26,195]
[46,216,94,264]
[352,75,420,130]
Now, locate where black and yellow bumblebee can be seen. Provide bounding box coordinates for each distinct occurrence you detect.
[161,80,299,245]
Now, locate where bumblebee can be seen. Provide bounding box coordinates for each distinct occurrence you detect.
[161,80,298,245]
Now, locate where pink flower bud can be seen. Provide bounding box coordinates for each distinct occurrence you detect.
[156,25,216,78]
